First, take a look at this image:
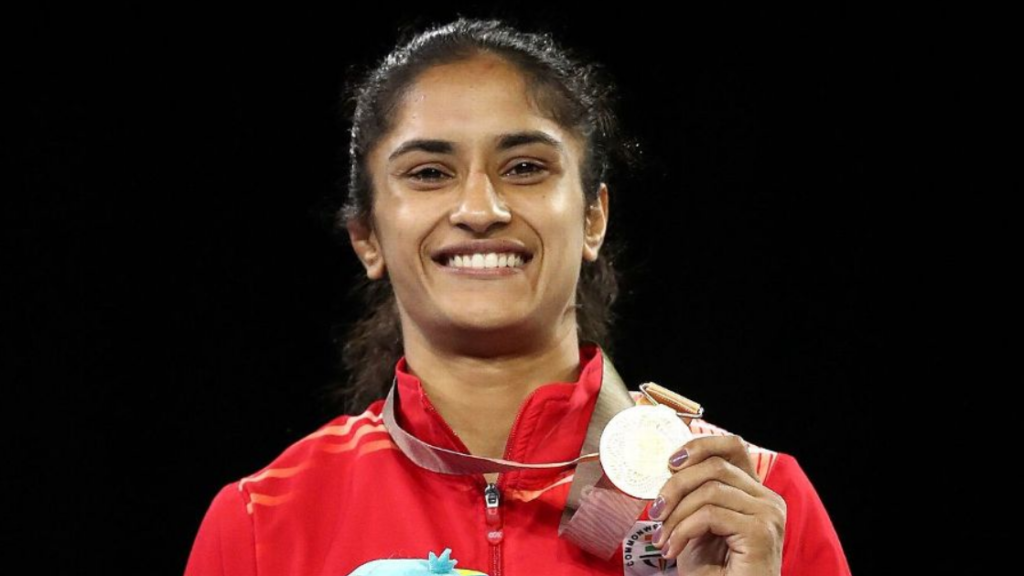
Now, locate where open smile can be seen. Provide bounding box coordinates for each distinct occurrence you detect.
[431,251,533,277]
[429,239,535,278]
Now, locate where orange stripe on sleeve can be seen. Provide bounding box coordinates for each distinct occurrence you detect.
[303,410,384,441]
[319,423,390,453]
[238,462,311,491]
[245,491,294,514]
[355,438,399,458]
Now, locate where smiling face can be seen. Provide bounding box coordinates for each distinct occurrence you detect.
[348,53,609,350]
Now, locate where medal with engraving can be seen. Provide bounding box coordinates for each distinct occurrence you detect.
[599,403,694,499]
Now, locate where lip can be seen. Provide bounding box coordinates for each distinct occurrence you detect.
[431,257,527,277]
[430,239,534,265]
[429,240,533,278]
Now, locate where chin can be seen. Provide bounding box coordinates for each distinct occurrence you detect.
[437,307,533,333]
[448,314,524,332]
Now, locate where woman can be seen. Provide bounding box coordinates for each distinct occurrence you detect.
[185,17,851,576]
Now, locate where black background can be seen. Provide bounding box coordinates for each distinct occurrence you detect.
[10,3,877,574]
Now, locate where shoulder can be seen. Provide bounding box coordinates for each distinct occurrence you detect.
[185,402,393,575]
[185,482,256,575]
[641,398,852,576]
[751,452,853,575]
[234,400,392,511]
[623,393,852,574]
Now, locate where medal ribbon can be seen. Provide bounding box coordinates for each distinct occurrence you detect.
[380,380,601,474]
[379,345,703,560]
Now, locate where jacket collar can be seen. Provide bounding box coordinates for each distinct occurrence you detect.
[393,342,605,486]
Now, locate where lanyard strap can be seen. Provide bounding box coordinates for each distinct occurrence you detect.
[556,351,649,559]
[379,345,703,560]
[380,378,601,474]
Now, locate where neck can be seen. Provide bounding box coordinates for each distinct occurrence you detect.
[400,323,583,462]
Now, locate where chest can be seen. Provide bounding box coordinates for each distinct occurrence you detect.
[251,452,668,576]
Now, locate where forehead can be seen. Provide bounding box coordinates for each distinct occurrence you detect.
[375,55,583,162]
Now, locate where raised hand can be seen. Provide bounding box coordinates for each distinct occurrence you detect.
[648,435,787,576]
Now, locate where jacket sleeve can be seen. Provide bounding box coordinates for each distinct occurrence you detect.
[184,482,257,576]
[764,452,853,576]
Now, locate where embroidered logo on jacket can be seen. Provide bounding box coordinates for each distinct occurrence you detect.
[623,521,675,575]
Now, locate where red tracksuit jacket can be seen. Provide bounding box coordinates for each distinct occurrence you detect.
[185,343,852,575]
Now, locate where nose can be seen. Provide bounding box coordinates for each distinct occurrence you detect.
[449,170,512,233]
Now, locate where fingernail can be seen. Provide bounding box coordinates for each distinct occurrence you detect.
[649,495,666,520]
[661,539,673,558]
[652,524,663,546]
[669,448,689,468]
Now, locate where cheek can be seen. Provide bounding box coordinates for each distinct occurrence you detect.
[380,226,419,267]
[519,196,587,252]
[547,190,577,213]
[373,196,428,254]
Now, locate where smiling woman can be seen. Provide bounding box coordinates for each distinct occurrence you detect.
[184,16,852,576]
[349,52,609,396]
[332,25,631,423]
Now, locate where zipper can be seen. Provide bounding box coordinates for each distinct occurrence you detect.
[484,481,503,576]
[482,385,538,576]
[483,379,567,576]
[424,381,547,576]
[420,395,508,575]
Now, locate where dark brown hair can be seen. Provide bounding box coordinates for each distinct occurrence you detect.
[324,17,644,414]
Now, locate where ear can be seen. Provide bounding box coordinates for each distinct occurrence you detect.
[582,183,610,262]
[346,218,386,280]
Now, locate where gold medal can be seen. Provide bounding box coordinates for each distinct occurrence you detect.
[599,403,694,499]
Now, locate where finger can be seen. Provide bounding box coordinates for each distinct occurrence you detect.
[650,457,780,549]
[659,454,767,519]
[662,503,784,562]
[660,504,751,560]
[651,470,767,549]
[668,433,758,482]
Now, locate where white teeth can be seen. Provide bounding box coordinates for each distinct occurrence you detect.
[445,252,526,269]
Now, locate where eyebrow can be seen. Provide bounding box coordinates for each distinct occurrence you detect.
[387,130,565,162]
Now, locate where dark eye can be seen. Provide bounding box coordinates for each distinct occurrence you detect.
[408,167,450,182]
[505,161,545,178]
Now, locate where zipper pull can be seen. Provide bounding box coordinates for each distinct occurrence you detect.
[483,482,503,544]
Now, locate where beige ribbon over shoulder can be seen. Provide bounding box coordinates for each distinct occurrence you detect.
[555,351,647,559]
